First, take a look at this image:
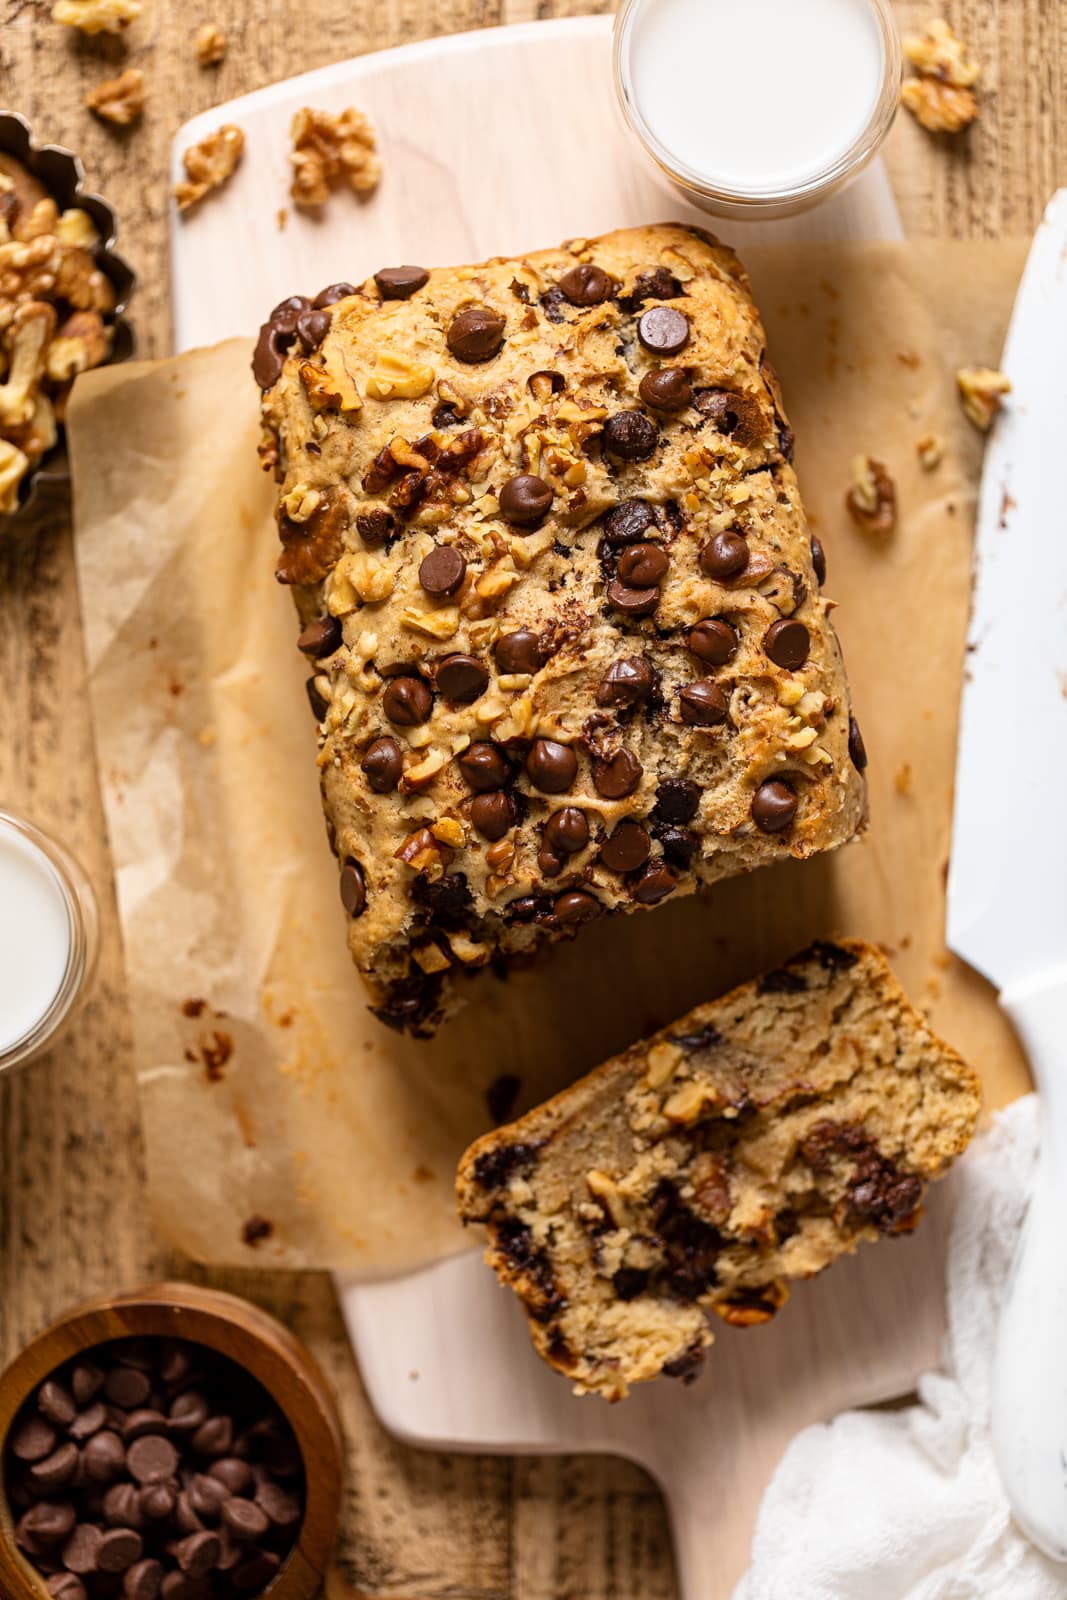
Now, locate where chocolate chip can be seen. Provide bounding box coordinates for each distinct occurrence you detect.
[525,739,577,793]
[599,821,651,873]
[98,1527,144,1574]
[654,778,700,824]
[30,1442,80,1491]
[296,614,341,658]
[700,531,748,579]
[458,742,511,792]
[687,618,738,665]
[312,282,356,308]
[848,716,868,771]
[38,1381,76,1428]
[374,265,429,299]
[208,1459,252,1496]
[658,825,699,868]
[18,1501,76,1545]
[127,1434,179,1485]
[220,1498,269,1543]
[339,860,366,919]
[305,676,328,722]
[637,305,690,355]
[606,579,660,617]
[494,629,544,674]
[679,680,728,726]
[693,387,766,445]
[138,1484,177,1521]
[617,542,669,588]
[639,368,692,411]
[361,736,403,793]
[295,307,330,350]
[603,499,656,546]
[499,474,552,529]
[47,1576,87,1600]
[447,306,506,363]
[592,748,642,799]
[763,618,810,670]
[559,263,612,306]
[123,1559,164,1600]
[470,791,518,841]
[551,891,601,925]
[104,1484,145,1529]
[811,533,827,585]
[618,267,683,308]
[419,545,466,597]
[71,1365,105,1408]
[632,862,679,903]
[173,1531,221,1578]
[62,1524,102,1575]
[436,654,489,702]
[105,1368,152,1411]
[543,807,589,857]
[382,675,433,725]
[11,1417,57,1462]
[84,1431,126,1484]
[122,1409,168,1443]
[251,294,310,389]
[231,1551,281,1592]
[253,1479,301,1532]
[595,655,655,708]
[174,1490,204,1535]
[752,779,798,833]
[166,1393,208,1436]
[603,411,658,462]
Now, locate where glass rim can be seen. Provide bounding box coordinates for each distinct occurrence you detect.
[0,809,97,1074]
[613,0,903,209]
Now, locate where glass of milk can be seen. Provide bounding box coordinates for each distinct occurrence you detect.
[614,0,902,218]
[0,810,99,1075]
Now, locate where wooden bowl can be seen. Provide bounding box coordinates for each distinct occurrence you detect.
[0,1281,343,1600]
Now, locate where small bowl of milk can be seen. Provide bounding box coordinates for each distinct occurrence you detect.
[614,0,902,218]
[0,811,99,1074]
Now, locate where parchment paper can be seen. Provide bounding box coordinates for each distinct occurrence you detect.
[69,241,1031,1274]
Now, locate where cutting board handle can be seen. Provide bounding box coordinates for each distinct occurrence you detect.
[992,965,1067,1561]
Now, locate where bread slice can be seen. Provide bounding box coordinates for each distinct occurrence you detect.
[456,940,980,1399]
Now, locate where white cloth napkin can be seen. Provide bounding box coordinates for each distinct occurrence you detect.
[735,1094,1067,1600]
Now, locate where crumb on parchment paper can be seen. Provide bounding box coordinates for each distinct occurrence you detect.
[957,366,1011,431]
[845,455,897,536]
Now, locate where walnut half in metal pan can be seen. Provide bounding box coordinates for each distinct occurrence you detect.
[0,110,135,532]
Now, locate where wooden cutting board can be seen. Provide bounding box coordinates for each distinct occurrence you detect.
[169,18,944,1598]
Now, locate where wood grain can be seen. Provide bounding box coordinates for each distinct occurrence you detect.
[0,2,1064,1595]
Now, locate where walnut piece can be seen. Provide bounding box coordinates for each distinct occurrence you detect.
[956,367,1011,432]
[0,438,30,514]
[174,125,245,213]
[195,22,227,66]
[904,18,979,87]
[916,432,944,471]
[289,106,381,211]
[845,456,897,536]
[52,0,140,32]
[85,69,146,127]
[902,18,980,133]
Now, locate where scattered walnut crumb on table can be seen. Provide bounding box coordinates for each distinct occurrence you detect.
[174,124,245,213]
[195,21,227,66]
[289,106,381,210]
[85,69,146,127]
[52,0,140,33]
[957,366,1011,431]
[902,17,980,132]
[846,455,897,535]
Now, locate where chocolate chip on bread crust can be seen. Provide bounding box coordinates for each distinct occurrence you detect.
[456,940,980,1399]
[256,224,869,1035]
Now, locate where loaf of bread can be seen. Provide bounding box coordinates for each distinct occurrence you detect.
[256,225,868,1035]
[456,941,980,1399]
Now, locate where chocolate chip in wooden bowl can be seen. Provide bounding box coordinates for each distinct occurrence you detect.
[498,474,552,529]
[361,736,403,794]
[637,305,690,356]
[687,618,738,666]
[435,654,489,703]
[603,411,658,463]
[447,306,506,363]
[592,748,643,800]
[752,779,798,834]
[494,629,544,675]
[700,530,749,580]
[763,618,810,671]
[595,656,655,709]
[639,368,692,412]
[558,263,612,306]
[525,739,578,794]
[296,615,341,658]
[679,680,728,727]
[382,675,433,726]
[418,545,466,597]
[374,265,429,299]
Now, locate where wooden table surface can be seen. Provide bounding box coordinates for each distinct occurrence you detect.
[1,2,1063,1594]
